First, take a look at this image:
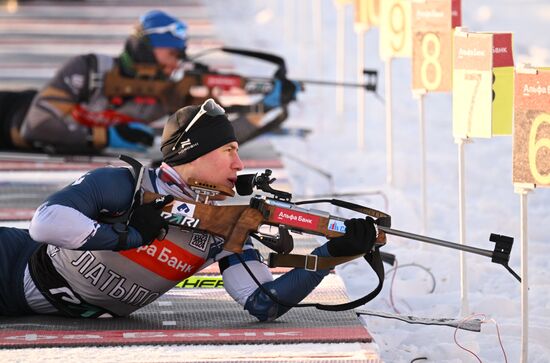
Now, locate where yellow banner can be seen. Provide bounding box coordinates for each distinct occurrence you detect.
[176,276,224,288]
[491,33,514,136]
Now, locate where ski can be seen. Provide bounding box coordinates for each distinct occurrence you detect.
[355,308,482,332]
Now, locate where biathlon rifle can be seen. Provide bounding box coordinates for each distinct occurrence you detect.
[143,169,521,283]
[141,169,520,312]
[188,47,379,94]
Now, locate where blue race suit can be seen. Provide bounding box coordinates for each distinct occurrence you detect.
[0,164,331,319]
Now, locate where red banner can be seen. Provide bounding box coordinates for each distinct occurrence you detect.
[493,33,514,67]
[120,240,204,281]
[0,327,372,347]
[272,207,320,230]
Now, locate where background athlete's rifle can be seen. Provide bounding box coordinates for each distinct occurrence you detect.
[190,47,380,91]
[143,169,520,283]
[188,47,380,96]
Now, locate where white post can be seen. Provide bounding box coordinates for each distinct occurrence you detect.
[414,90,427,234]
[284,0,294,44]
[312,0,325,130]
[455,137,470,315]
[357,30,366,150]
[514,183,533,363]
[385,59,393,185]
[336,3,346,117]
[313,0,323,75]
[299,0,308,76]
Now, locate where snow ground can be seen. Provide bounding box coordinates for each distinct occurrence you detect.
[208,0,550,362]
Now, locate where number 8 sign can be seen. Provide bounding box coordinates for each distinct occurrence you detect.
[513,67,550,186]
[411,0,453,92]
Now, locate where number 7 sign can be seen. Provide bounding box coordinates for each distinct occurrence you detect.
[452,29,514,139]
[452,30,493,138]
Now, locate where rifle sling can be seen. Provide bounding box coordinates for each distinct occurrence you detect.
[98,155,144,225]
[267,252,362,271]
[242,249,385,312]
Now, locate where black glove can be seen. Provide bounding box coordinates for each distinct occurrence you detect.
[263,79,301,109]
[108,122,155,151]
[129,195,174,246]
[280,78,300,104]
[327,217,377,257]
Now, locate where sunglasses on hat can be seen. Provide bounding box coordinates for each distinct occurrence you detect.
[143,22,187,40]
[171,98,226,151]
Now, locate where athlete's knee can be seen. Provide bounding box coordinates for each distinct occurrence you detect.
[244,287,280,322]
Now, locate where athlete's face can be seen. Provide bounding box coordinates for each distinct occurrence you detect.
[153,47,181,76]
[175,141,244,200]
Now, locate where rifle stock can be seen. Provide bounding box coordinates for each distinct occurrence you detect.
[143,191,386,253]
[144,192,261,252]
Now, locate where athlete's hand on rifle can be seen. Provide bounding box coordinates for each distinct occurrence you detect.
[327,217,377,257]
[107,122,155,151]
[262,78,302,109]
[129,195,174,246]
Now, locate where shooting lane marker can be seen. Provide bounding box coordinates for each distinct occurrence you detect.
[380,0,412,185]
[513,64,550,363]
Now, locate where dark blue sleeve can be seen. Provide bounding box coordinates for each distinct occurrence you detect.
[244,243,331,321]
[44,167,142,250]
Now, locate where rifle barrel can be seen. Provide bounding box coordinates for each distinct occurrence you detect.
[378,226,494,259]
[296,79,372,89]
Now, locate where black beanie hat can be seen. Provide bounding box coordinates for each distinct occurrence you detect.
[161,98,237,166]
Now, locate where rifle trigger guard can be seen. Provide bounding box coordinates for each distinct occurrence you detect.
[251,225,294,255]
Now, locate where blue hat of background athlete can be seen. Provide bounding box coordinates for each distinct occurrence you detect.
[140,10,187,50]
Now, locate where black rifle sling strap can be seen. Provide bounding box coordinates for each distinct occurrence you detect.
[98,154,145,224]
[268,252,361,271]
[273,249,385,311]
[238,247,385,312]
[295,198,392,227]
[316,248,385,311]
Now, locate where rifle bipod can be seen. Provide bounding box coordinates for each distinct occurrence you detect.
[377,226,521,282]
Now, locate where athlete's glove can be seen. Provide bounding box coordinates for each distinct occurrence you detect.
[129,195,174,246]
[107,122,155,151]
[262,79,301,109]
[327,217,377,257]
